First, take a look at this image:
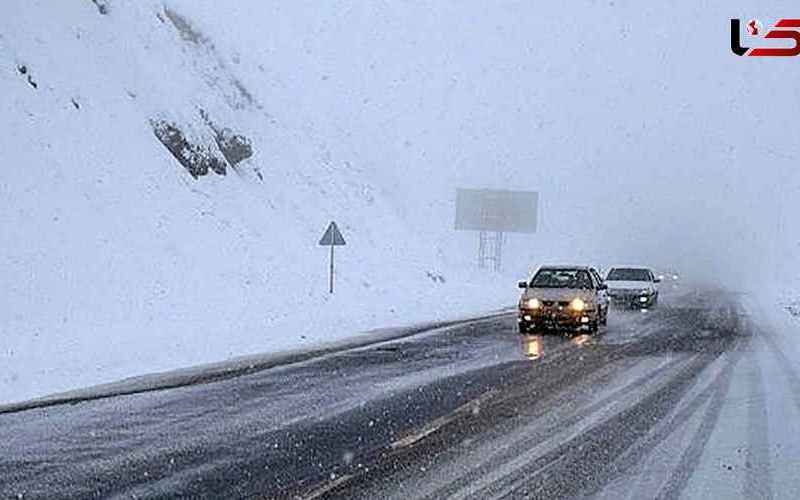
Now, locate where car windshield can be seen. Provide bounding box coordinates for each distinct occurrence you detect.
[531,269,592,289]
[607,268,651,281]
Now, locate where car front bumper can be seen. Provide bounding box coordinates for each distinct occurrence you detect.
[518,307,597,330]
[608,291,656,307]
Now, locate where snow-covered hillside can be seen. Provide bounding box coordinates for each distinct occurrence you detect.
[0,1,517,404]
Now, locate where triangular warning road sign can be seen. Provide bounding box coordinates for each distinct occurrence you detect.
[319,221,346,246]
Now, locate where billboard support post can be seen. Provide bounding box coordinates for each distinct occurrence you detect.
[494,231,503,271]
[455,189,537,273]
[477,230,504,271]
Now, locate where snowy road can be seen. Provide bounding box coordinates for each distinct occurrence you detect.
[2,287,799,499]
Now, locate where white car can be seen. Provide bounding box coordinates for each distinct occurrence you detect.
[605,266,660,308]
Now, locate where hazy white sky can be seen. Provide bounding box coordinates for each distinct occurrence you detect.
[177,0,799,282]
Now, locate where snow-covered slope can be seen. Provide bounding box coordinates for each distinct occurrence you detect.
[0,1,515,403]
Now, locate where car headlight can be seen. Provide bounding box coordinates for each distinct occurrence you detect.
[569,298,586,312]
[641,289,652,296]
[527,298,541,309]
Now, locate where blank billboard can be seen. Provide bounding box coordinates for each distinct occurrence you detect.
[454,188,538,234]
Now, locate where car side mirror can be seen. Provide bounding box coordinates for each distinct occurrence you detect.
[654,278,662,283]
[599,283,608,290]
[518,280,528,289]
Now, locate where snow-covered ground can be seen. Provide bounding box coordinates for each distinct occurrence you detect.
[765,285,800,369]
[0,1,523,404]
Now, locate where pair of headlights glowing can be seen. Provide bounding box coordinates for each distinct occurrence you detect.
[526,298,586,312]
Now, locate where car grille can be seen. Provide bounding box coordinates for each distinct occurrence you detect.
[608,289,642,298]
[542,300,570,308]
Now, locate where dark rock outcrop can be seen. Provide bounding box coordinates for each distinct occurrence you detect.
[151,120,227,179]
[214,128,253,167]
[91,0,109,15]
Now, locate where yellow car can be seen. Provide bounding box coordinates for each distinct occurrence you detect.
[517,266,608,334]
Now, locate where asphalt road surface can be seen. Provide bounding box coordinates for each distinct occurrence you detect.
[2,286,797,499]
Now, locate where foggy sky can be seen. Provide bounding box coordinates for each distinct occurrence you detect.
[183,0,799,285]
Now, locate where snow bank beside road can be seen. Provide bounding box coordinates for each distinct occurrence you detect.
[765,287,800,362]
[0,309,512,415]
[0,271,516,405]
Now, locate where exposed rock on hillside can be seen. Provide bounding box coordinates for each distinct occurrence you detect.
[151,120,227,178]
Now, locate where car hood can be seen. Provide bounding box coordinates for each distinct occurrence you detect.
[523,288,594,302]
[606,280,655,291]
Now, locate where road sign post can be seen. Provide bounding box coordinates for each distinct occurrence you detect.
[319,221,346,293]
[329,242,333,294]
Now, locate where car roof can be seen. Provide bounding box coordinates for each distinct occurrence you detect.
[537,265,592,271]
[607,265,653,271]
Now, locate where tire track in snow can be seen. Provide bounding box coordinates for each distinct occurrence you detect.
[453,333,741,499]
[759,325,800,416]
[743,336,774,500]
[496,351,734,499]
[338,297,746,500]
[420,355,690,500]
[652,344,744,499]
